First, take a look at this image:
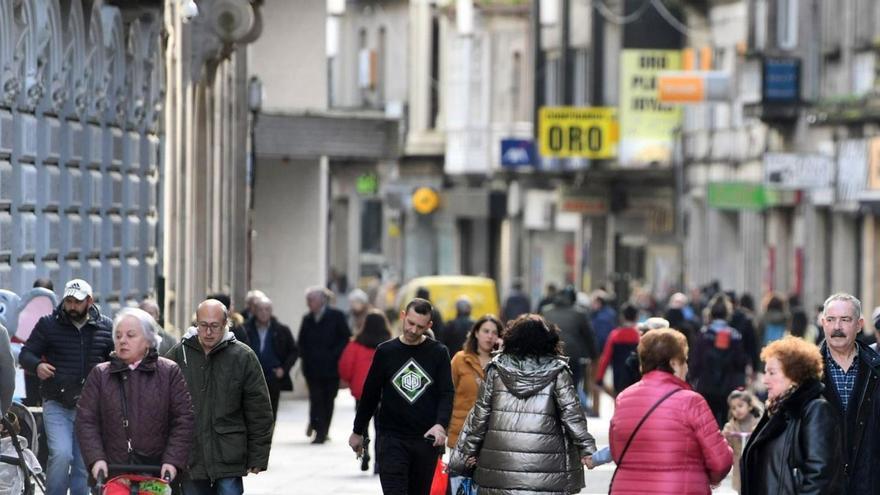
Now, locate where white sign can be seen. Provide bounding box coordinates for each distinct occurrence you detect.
[763,152,834,189]
[838,140,868,204]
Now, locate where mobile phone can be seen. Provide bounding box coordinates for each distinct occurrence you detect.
[424,434,436,444]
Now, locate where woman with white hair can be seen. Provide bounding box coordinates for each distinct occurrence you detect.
[75,308,194,485]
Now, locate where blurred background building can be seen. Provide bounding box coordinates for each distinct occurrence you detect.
[3,0,880,329]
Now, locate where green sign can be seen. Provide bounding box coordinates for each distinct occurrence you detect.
[708,182,768,210]
[356,173,379,195]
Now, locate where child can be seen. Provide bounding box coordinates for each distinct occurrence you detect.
[722,389,762,493]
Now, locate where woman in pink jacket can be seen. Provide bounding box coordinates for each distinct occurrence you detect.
[609,328,733,494]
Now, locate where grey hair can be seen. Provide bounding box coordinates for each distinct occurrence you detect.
[823,293,862,319]
[455,296,472,314]
[114,307,162,348]
[305,286,327,301]
[637,317,670,333]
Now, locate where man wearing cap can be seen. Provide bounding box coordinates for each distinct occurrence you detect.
[19,279,113,495]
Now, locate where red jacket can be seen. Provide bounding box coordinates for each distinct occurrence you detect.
[338,341,375,401]
[609,371,732,495]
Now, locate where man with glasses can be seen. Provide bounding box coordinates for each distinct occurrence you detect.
[819,292,880,494]
[166,299,273,495]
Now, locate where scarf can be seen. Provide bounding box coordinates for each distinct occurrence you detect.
[766,384,798,417]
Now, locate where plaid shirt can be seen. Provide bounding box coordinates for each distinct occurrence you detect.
[824,346,860,412]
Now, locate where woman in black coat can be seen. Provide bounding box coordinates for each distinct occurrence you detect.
[741,336,842,495]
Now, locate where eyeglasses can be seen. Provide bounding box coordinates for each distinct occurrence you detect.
[197,321,225,333]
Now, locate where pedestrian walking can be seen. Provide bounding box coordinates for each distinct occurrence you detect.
[758,292,789,346]
[448,314,596,494]
[607,328,732,494]
[446,314,502,494]
[818,293,880,494]
[440,297,474,359]
[347,288,371,337]
[244,296,299,419]
[18,279,113,495]
[139,298,179,356]
[543,286,598,414]
[338,309,393,471]
[348,298,453,495]
[740,336,842,494]
[75,308,194,485]
[299,286,351,444]
[166,299,273,495]
[721,390,761,494]
[690,295,748,427]
[595,303,641,396]
[501,279,530,323]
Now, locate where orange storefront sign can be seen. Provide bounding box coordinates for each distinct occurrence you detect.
[658,74,706,103]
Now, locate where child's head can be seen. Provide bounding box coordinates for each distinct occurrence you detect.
[728,389,762,421]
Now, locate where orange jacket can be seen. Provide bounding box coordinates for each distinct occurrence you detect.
[447,350,485,447]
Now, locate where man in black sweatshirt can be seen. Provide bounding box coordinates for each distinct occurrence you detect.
[349,298,454,495]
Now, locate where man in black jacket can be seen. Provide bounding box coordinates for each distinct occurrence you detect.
[819,292,880,495]
[244,296,298,420]
[349,298,453,495]
[19,279,113,495]
[298,286,350,444]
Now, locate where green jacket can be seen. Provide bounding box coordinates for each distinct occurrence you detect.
[166,331,273,481]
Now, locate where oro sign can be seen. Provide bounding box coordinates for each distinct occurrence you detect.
[538,107,618,159]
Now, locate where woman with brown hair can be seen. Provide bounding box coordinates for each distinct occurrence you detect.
[740,336,842,494]
[446,315,502,494]
[608,328,732,494]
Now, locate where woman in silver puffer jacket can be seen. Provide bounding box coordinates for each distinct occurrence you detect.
[449,314,597,494]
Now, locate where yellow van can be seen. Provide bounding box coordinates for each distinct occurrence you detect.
[397,275,500,323]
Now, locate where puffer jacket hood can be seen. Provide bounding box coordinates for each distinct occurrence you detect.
[493,353,569,398]
[449,352,595,494]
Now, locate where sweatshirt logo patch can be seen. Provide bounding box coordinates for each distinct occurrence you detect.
[391,358,433,404]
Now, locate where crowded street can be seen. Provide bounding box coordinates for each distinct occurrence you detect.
[4,0,880,494]
[244,392,737,494]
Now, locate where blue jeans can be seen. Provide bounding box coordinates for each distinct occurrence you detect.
[43,400,89,495]
[183,477,244,495]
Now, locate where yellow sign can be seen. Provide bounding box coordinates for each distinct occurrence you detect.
[538,107,618,159]
[412,187,440,214]
[619,50,683,167]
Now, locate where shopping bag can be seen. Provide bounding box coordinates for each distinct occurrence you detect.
[429,458,448,495]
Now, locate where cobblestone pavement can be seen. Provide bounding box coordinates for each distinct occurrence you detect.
[244,391,736,494]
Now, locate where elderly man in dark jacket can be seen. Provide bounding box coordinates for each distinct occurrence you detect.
[19,279,113,495]
[818,293,880,495]
[166,299,273,495]
[299,287,351,444]
[244,296,298,419]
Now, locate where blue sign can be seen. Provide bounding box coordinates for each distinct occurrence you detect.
[500,139,536,168]
[763,57,800,104]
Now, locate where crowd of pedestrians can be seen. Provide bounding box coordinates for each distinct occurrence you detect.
[4,274,880,495]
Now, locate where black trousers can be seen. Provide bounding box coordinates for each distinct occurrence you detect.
[306,377,339,440]
[266,377,282,420]
[377,433,440,495]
